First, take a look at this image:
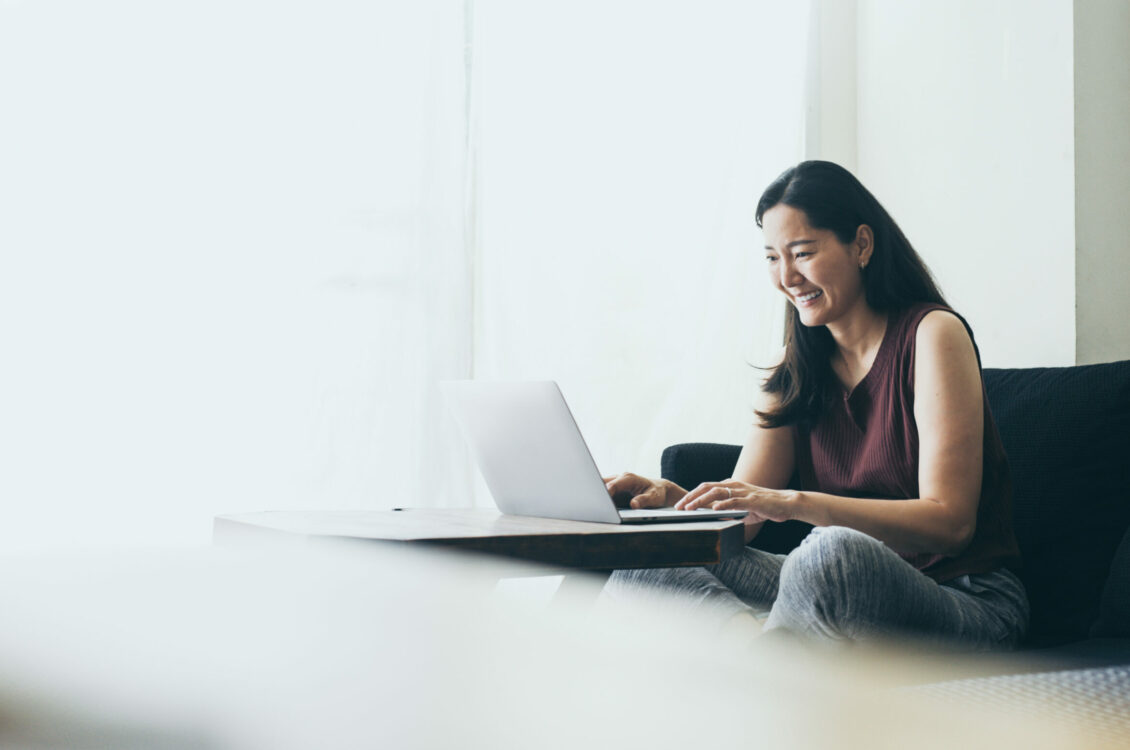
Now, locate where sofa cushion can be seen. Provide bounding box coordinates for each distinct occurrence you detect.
[983,361,1130,646]
[1092,524,1130,638]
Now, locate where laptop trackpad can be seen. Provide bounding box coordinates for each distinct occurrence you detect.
[618,508,747,523]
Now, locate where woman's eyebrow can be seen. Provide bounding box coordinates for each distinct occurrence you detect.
[764,239,817,251]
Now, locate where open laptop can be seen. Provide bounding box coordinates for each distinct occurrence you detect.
[441,380,747,525]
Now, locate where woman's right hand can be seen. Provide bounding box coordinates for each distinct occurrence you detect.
[601,472,686,509]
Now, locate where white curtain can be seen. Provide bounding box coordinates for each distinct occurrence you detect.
[469,0,809,495]
[0,0,472,549]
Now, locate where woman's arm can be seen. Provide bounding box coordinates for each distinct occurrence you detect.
[728,352,797,543]
[680,311,984,557]
[605,352,796,542]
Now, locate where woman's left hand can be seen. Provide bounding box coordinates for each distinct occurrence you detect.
[674,480,794,523]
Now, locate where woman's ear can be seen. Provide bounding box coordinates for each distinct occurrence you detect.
[855,225,875,268]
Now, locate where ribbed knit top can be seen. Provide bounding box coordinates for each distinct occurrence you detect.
[794,303,1022,582]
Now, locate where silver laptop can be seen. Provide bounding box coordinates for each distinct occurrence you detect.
[441,380,747,525]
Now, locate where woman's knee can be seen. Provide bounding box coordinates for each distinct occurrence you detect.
[789,526,887,579]
[769,526,891,637]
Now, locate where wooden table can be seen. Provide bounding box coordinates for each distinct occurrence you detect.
[213,508,747,582]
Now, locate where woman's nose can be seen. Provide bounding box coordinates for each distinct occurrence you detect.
[779,258,803,287]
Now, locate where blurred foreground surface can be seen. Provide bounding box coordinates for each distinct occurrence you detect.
[0,539,1120,749]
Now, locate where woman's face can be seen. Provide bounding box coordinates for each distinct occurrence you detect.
[761,203,872,328]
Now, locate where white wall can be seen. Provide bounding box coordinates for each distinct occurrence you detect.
[810,0,859,173]
[1074,0,1130,365]
[852,0,1077,368]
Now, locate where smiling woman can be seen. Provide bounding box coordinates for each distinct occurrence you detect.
[753,161,948,428]
[604,161,1027,649]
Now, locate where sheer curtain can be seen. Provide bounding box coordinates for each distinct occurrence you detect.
[0,1,810,549]
[469,1,809,494]
[0,0,472,549]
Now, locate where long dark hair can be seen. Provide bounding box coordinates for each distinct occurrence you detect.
[754,161,948,427]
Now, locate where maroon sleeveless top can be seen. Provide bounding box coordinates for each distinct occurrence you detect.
[794,303,1022,582]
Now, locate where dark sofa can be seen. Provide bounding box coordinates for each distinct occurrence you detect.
[660,359,1130,670]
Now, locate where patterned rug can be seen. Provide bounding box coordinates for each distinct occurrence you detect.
[908,665,1130,743]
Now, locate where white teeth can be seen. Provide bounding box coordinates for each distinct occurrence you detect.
[797,291,822,302]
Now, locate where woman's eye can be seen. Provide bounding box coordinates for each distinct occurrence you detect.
[765,256,778,263]
[795,251,812,259]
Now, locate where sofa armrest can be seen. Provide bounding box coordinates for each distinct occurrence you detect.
[661,442,812,554]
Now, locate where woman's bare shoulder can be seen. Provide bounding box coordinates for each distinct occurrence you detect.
[915,309,975,360]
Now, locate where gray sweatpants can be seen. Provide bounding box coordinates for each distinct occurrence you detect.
[606,526,1030,649]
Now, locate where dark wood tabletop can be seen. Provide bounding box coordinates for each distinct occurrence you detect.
[213,508,747,571]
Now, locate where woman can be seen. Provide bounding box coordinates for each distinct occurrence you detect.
[604,161,1027,648]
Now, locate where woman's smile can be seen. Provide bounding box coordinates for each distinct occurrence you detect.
[794,290,823,306]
